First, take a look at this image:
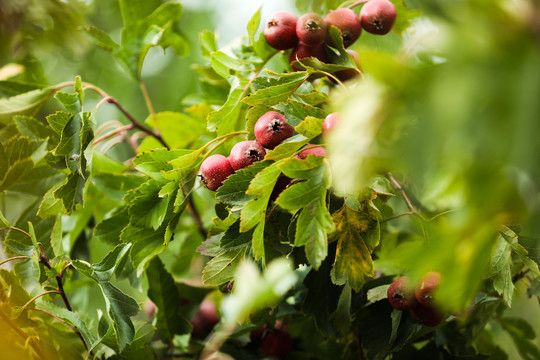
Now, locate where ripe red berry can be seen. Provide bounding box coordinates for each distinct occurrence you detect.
[296,13,327,45]
[289,42,327,71]
[360,0,397,35]
[387,276,418,311]
[254,111,294,149]
[200,154,234,191]
[324,8,362,48]
[322,112,339,136]
[410,303,444,327]
[262,328,292,358]
[191,300,220,339]
[264,11,299,50]
[415,271,441,305]
[296,146,328,160]
[334,49,361,82]
[228,140,266,171]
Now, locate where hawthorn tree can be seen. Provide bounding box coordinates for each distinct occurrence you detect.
[0,0,539,359]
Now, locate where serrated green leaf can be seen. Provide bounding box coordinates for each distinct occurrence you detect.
[54,91,80,114]
[122,225,167,276]
[264,135,310,161]
[367,285,391,304]
[81,26,121,53]
[14,115,57,140]
[216,161,270,206]
[146,258,191,341]
[202,247,245,286]
[53,172,85,213]
[0,86,55,122]
[207,77,248,135]
[46,111,72,134]
[124,180,171,230]
[296,200,334,269]
[243,73,308,106]
[200,30,217,58]
[37,185,64,218]
[94,209,130,246]
[210,51,255,79]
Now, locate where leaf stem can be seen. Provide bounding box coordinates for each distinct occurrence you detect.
[0,227,32,239]
[140,79,156,118]
[385,173,426,221]
[240,50,280,99]
[0,256,30,267]
[347,0,369,9]
[20,290,62,314]
[93,124,135,147]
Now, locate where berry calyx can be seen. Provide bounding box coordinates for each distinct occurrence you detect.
[360,0,397,35]
[387,276,418,311]
[415,271,441,305]
[264,11,299,50]
[289,42,327,71]
[324,8,362,48]
[254,111,294,149]
[409,303,444,327]
[191,300,220,339]
[322,112,339,136]
[200,154,234,191]
[228,140,266,171]
[296,146,328,159]
[296,13,327,45]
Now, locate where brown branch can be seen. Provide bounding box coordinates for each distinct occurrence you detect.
[92,123,134,147]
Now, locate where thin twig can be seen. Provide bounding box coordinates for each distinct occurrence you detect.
[20,290,62,314]
[0,227,32,239]
[385,173,426,221]
[381,212,414,223]
[93,124,134,147]
[104,97,169,149]
[0,256,31,267]
[347,0,369,9]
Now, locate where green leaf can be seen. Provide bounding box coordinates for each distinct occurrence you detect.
[330,205,379,291]
[124,180,172,230]
[46,111,72,134]
[216,160,270,206]
[0,208,10,227]
[247,7,261,45]
[489,233,513,307]
[53,172,86,213]
[202,247,245,286]
[264,135,310,161]
[210,51,255,79]
[122,225,167,276]
[81,26,121,53]
[207,76,248,135]
[366,285,391,305]
[243,72,308,106]
[146,258,191,341]
[54,91,80,114]
[94,209,130,246]
[240,162,281,234]
[200,30,217,58]
[14,115,58,140]
[296,200,334,269]
[0,86,55,123]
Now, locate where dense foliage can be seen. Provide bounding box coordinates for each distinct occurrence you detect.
[0,0,539,359]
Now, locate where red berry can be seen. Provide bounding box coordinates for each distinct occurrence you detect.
[334,49,361,82]
[324,8,362,48]
[360,0,397,35]
[296,13,327,45]
[264,11,299,50]
[228,140,266,171]
[262,328,292,358]
[144,300,156,319]
[254,111,294,149]
[289,42,327,71]
[200,154,234,191]
[191,300,220,339]
[410,303,444,327]
[387,276,418,311]
[415,271,441,305]
[322,112,339,136]
[296,146,328,159]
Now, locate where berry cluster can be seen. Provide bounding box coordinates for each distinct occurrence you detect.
[250,321,292,359]
[264,0,397,78]
[200,111,339,191]
[387,272,444,327]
